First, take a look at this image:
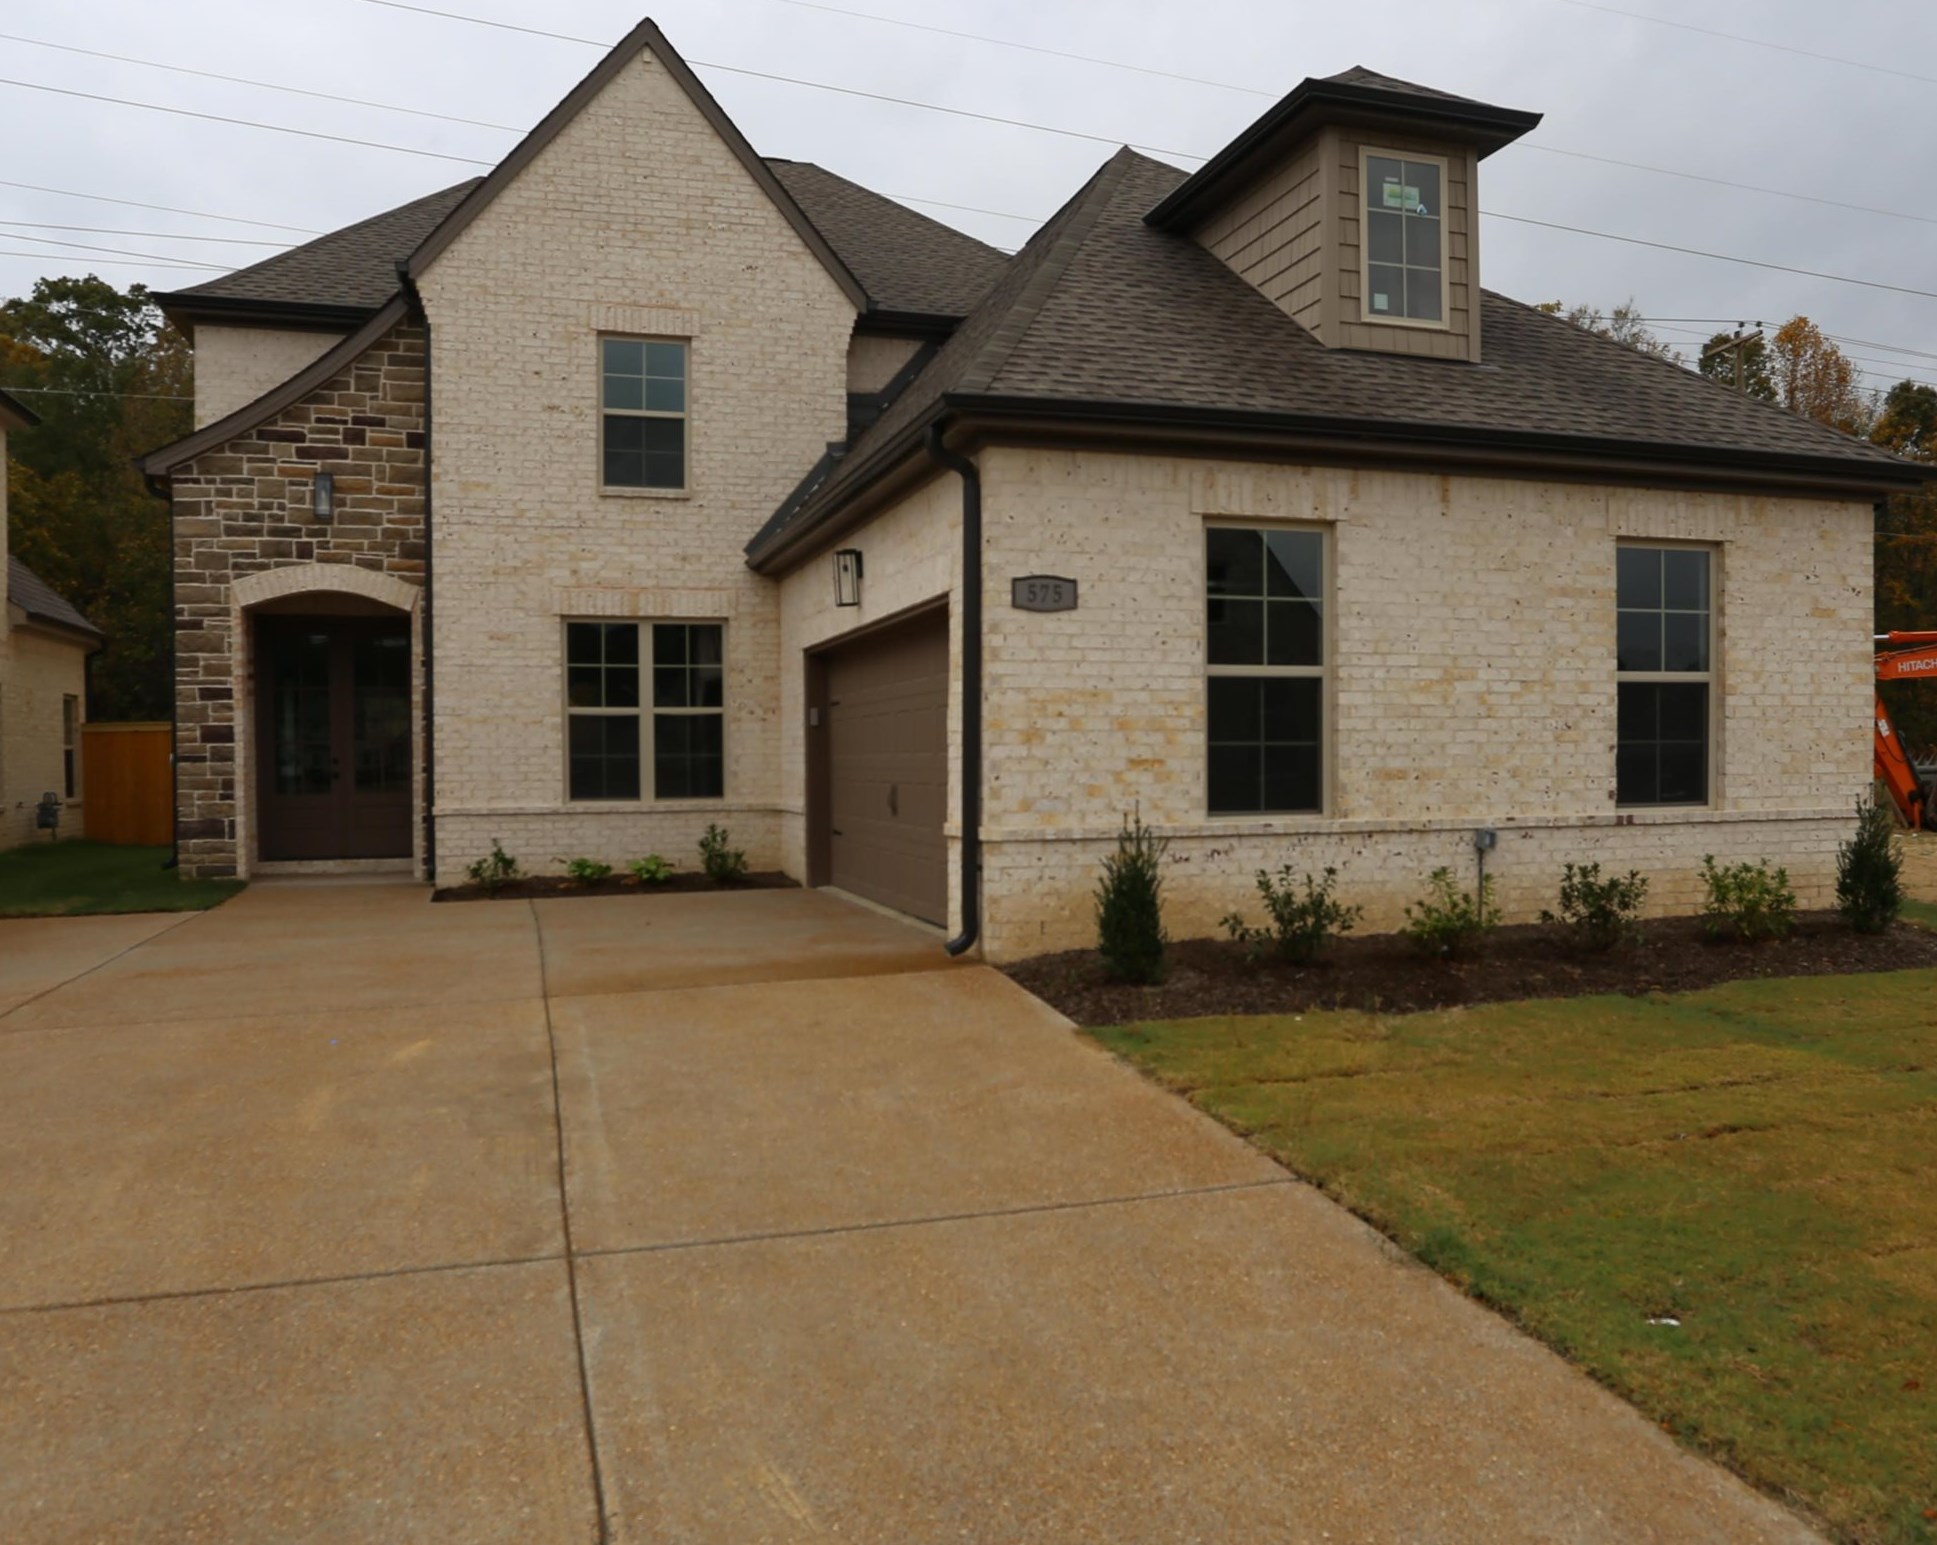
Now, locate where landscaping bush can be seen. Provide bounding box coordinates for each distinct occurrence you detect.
[466,838,519,895]
[1403,867,1501,958]
[1699,855,1796,942]
[1836,794,1902,935]
[699,824,748,884]
[1095,813,1168,984]
[1539,862,1648,952]
[1221,865,1362,964]
[559,857,612,885]
[630,854,675,885]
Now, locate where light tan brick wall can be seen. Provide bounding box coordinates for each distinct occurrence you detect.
[776,470,962,915]
[845,334,925,394]
[0,623,88,848]
[973,446,1871,960]
[193,324,347,427]
[415,43,855,884]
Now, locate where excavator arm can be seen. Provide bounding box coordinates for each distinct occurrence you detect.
[1874,634,1937,829]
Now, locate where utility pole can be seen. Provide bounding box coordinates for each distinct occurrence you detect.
[1701,324,1765,394]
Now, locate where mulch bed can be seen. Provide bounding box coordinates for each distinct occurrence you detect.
[1002,913,1937,1027]
[431,872,796,903]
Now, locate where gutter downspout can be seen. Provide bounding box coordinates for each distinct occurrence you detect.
[925,425,981,957]
[398,265,436,883]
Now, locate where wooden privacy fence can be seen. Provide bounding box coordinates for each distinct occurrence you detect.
[80,722,173,846]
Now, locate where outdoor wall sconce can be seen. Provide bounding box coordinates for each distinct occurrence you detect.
[834,548,863,607]
[312,472,335,523]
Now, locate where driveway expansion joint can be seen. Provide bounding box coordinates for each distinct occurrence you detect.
[0,908,204,1027]
[573,1175,1300,1262]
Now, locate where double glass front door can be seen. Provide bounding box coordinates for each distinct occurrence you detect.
[256,617,412,861]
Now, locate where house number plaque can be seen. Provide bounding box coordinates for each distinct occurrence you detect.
[1011,575,1077,613]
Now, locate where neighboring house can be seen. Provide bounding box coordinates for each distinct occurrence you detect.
[1,389,101,847]
[141,20,1927,958]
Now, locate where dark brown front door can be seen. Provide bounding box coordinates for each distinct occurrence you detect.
[256,616,412,861]
[819,609,949,926]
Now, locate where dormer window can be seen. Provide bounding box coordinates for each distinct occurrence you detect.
[1362,150,1445,326]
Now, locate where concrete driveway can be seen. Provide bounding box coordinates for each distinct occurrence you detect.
[0,882,1816,1543]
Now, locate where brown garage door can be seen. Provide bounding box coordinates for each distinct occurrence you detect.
[822,609,948,926]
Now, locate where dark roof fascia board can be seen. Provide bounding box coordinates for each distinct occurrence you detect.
[404,18,867,310]
[152,292,377,335]
[11,610,103,647]
[853,309,964,339]
[0,387,40,428]
[1148,78,1541,232]
[141,296,409,478]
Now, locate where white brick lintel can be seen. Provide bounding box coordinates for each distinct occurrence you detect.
[979,808,1853,845]
[554,587,739,619]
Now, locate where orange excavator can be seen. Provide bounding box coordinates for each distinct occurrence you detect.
[1875,631,1937,828]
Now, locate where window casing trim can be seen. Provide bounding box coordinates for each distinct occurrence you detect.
[1614,539,1719,810]
[1356,144,1453,334]
[1204,519,1333,819]
[561,616,727,805]
[597,333,691,497]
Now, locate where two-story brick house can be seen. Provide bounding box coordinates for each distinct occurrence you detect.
[143,18,1926,960]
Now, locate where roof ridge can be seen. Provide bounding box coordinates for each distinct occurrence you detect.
[956,149,1139,395]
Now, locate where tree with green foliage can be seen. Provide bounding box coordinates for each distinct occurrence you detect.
[1535,297,1676,361]
[1,275,189,720]
[1695,328,1776,400]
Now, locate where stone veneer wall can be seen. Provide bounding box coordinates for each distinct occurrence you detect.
[968,447,1872,961]
[171,321,427,878]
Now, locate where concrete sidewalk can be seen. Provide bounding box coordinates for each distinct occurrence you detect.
[0,883,1819,1542]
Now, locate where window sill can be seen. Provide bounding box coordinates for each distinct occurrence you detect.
[1358,313,1451,333]
[599,485,692,500]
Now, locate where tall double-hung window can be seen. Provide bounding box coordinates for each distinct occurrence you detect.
[1205,526,1326,815]
[1362,150,1446,325]
[600,338,687,491]
[565,621,724,801]
[1616,545,1713,806]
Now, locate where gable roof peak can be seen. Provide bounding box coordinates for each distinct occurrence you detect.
[404,16,866,308]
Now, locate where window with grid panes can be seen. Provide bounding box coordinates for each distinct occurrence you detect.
[1363,151,1445,324]
[1615,545,1712,806]
[1205,526,1326,814]
[565,621,725,801]
[600,338,687,490]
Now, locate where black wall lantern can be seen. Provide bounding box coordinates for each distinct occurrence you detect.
[312,471,335,523]
[833,548,863,608]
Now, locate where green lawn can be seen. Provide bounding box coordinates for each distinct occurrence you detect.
[0,841,243,917]
[1092,973,1937,1544]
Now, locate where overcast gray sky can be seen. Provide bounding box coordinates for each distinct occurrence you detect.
[5,0,1936,395]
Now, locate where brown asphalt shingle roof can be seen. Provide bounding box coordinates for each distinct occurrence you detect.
[164,163,1005,325]
[1318,66,1495,105]
[750,148,1920,562]
[8,556,100,640]
[164,181,482,315]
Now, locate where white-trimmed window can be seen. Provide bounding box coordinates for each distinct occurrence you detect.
[565,621,723,801]
[600,337,687,490]
[1616,545,1713,806]
[1206,525,1326,814]
[1362,149,1447,326]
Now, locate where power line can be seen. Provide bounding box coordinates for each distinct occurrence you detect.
[0,220,290,249]
[890,192,1039,225]
[775,0,1275,96]
[0,384,193,401]
[0,32,526,132]
[0,231,219,268]
[0,249,223,271]
[1551,0,1937,89]
[0,179,323,236]
[0,77,497,167]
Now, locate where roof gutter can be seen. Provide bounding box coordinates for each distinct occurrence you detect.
[924,425,981,958]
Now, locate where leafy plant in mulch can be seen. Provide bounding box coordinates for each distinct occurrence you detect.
[630,853,676,885]
[699,824,748,884]
[559,856,614,885]
[1403,867,1501,959]
[1836,794,1902,935]
[1095,812,1169,985]
[1540,862,1648,953]
[1699,855,1797,942]
[466,838,520,895]
[1222,865,1362,965]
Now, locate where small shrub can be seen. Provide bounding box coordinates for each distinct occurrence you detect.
[1836,794,1902,935]
[1403,867,1501,958]
[630,854,675,885]
[466,839,519,895]
[1095,812,1168,984]
[699,824,748,884]
[1699,855,1796,942]
[559,856,613,885]
[1539,862,1648,952]
[1221,865,1362,964]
